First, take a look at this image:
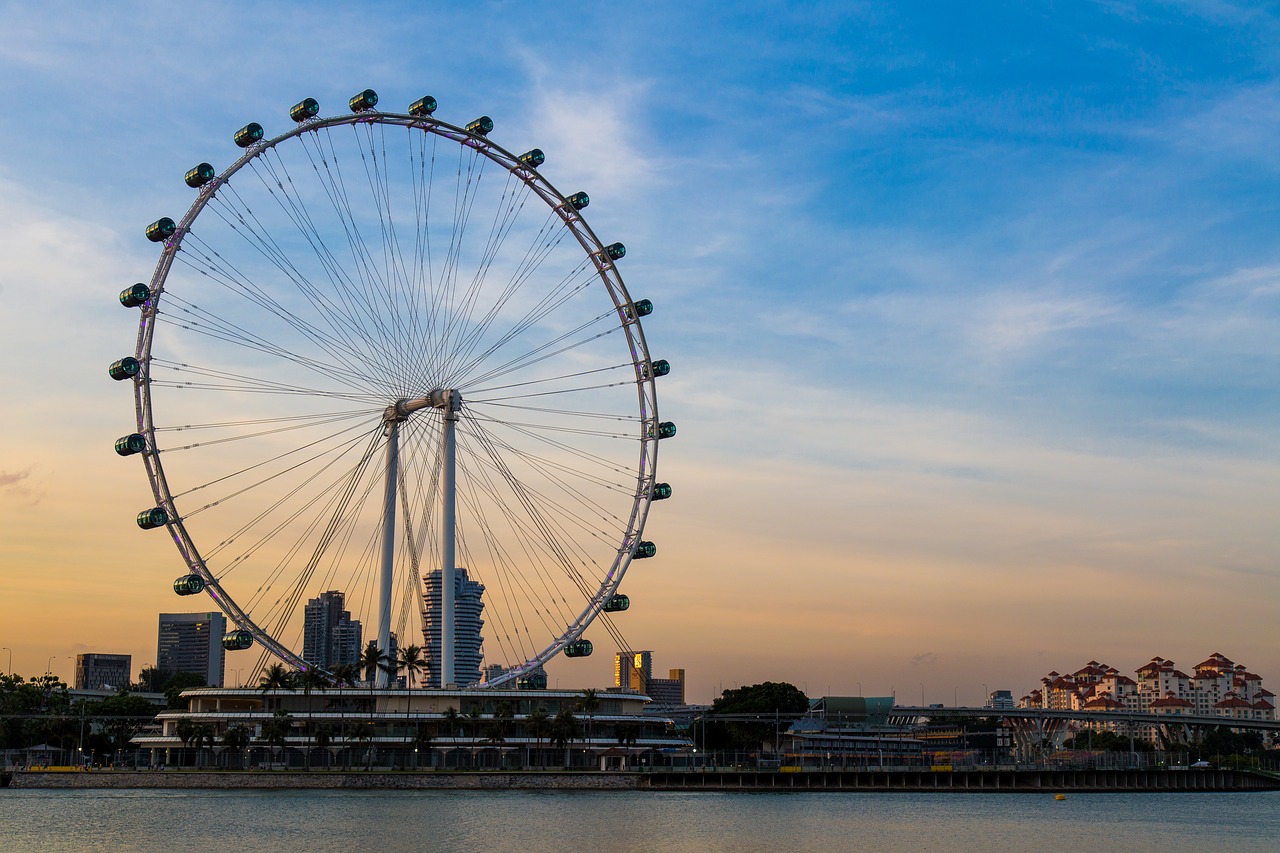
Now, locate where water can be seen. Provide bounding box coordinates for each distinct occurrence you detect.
[1,789,1277,852]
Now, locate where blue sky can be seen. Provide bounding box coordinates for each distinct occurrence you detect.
[1,1,1278,702]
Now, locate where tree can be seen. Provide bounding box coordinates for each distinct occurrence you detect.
[398,645,425,690]
[551,709,581,768]
[703,682,809,753]
[192,723,215,768]
[359,641,389,741]
[163,671,207,710]
[577,689,601,756]
[311,723,334,769]
[526,708,550,768]
[258,710,293,769]
[222,724,251,770]
[175,718,196,767]
[93,692,158,766]
[330,663,359,688]
[296,668,330,769]
[443,706,460,768]
[397,645,425,764]
[258,663,294,697]
[412,723,434,769]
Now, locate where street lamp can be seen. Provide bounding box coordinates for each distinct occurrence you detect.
[2,647,11,675]
[46,655,56,676]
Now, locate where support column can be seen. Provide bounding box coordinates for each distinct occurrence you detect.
[441,396,459,688]
[376,419,400,688]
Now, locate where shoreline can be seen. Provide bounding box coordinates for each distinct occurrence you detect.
[6,768,1279,793]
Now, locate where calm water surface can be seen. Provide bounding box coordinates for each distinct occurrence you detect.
[1,788,1277,852]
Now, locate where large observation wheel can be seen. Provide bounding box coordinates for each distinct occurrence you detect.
[112,91,674,687]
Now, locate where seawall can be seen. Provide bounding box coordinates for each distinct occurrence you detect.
[7,768,1278,792]
[640,767,1280,793]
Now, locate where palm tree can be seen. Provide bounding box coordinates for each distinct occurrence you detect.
[466,706,482,768]
[296,668,330,770]
[175,718,195,768]
[396,645,424,766]
[578,689,601,758]
[443,706,460,768]
[192,723,215,769]
[311,723,334,770]
[222,724,251,770]
[258,709,292,769]
[330,662,359,688]
[551,709,581,769]
[258,663,293,713]
[412,722,433,769]
[526,708,549,768]
[359,641,389,763]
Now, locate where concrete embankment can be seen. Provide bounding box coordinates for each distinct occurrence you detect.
[6,770,638,790]
[640,768,1280,793]
[7,768,1279,792]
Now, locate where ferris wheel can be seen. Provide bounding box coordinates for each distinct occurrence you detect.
[110,89,674,688]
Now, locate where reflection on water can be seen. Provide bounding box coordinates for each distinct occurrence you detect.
[1,788,1278,853]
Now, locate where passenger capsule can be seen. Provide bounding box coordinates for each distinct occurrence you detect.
[657,421,677,439]
[649,359,670,377]
[518,148,545,168]
[173,574,206,596]
[604,242,626,261]
[624,299,654,322]
[114,433,147,456]
[603,594,630,612]
[137,507,168,530]
[223,630,254,651]
[517,671,548,690]
[652,482,672,501]
[408,95,437,117]
[119,283,150,308]
[349,89,378,112]
[564,639,593,658]
[233,122,264,148]
[109,357,140,381]
[566,191,589,211]
[184,163,215,188]
[145,218,176,242]
[465,116,493,136]
[633,541,657,559]
[290,97,320,122]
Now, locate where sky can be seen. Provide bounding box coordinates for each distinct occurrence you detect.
[1,1,1278,705]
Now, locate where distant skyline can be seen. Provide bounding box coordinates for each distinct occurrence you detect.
[1,1,1278,704]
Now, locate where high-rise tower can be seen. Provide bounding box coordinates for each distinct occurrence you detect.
[422,567,484,687]
[302,590,363,671]
[157,612,226,687]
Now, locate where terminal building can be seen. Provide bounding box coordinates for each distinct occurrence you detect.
[157,612,226,687]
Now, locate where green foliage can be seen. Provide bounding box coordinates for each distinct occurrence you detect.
[163,671,207,709]
[702,681,809,752]
[1202,726,1263,757]
[1062,730,1153,752]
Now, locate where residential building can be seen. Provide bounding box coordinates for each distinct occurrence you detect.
[422,568,484,687]
[302,590,362,671]
[157,612,226,687]
[1019,651,1274,741]
[74,653,132,691]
